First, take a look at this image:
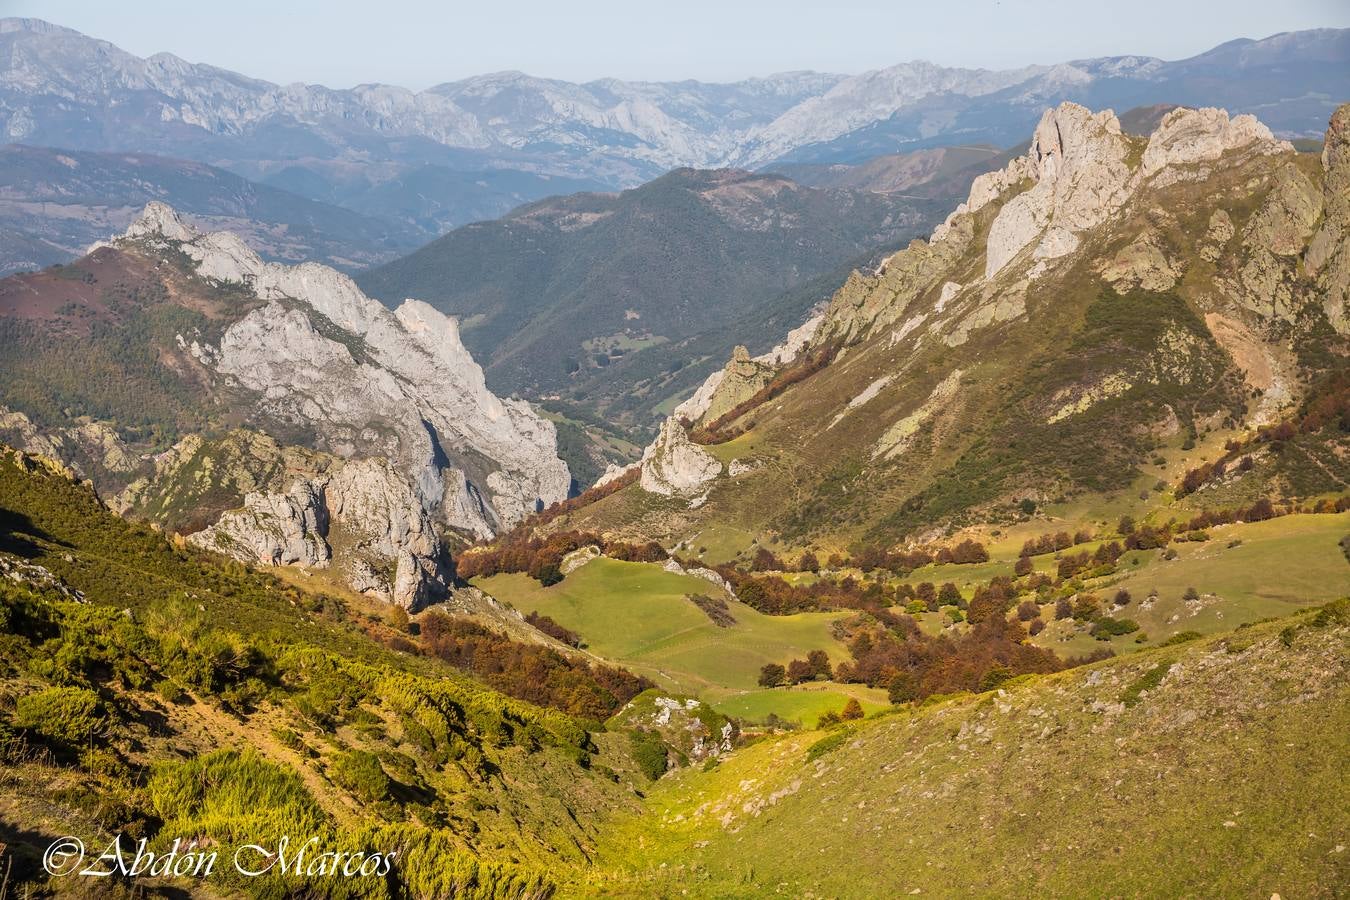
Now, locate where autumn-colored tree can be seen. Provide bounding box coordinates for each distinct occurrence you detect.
[888,672,918,704]
[841,698,864,720]
[1113,589,1132,607]
[950,539,990,564]
[750,547,782,572]
[915,582,937,610]
[1028,618,1046,636]
[799,550,820,573]
[938,582,962,605]
[1072,593,1102,621]
[1054,597,1073,620]
[1014,555,1034,577]
[1016,600,1040,622]
[786,659,814,684]
[806,649,833,680]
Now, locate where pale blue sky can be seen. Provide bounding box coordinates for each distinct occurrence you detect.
[4,0,1347,88]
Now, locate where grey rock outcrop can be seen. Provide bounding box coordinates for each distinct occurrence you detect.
[1307,104,1350,334]
[190,455,447,609]
[985,104,1134,278]
[640,418,722,497]
[191,479,330,568]
[0,407,137,480]
[116,203,570,539]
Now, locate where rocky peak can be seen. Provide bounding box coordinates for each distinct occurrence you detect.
[1140,106,1290,176]
[1307,103,1350,333]
[115,202,571,541]
[984,102,1133,278]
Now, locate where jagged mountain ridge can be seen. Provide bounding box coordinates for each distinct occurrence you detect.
[0,203,570,606]
[554,102,1350,553]
[2,17,1344,195]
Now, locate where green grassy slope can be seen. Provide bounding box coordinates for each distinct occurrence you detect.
[576,604,1350,897]
[0,449,636,897]
[475,558,870,721]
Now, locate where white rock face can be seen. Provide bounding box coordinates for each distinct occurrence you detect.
[640,418,723,497]
[190,457,448,609]
[976,103,1292,282]
[985,103,1133,278]
[1141,107,1290,176]
[593,462,639,490]
[120,203,569,539]
[672,310,824,423]
[192,480,331,568]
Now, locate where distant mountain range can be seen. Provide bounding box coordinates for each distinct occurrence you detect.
[2,17,1345,222]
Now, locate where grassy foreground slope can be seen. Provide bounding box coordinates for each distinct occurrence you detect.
[577,605,1350,897]
[0,449,637,898]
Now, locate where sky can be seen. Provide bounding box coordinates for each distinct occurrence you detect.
[3,0,1348,89]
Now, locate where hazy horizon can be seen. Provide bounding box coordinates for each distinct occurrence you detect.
[3,0,1347,91]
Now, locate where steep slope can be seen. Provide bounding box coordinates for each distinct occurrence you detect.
[358,168,945,437]
[0,143,422,276]
[765,144,1003,194]
[581,603,1350,897]
[0,204,569,606]
[0,447,639,899]
[548,103,1350,558]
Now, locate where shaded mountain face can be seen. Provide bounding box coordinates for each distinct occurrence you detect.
[356,168,948,453]
[0,144,423,276]
[553,103,1350,555]
[765,145,1004,194]
[1,18,1343,211]
[0,203,570,607]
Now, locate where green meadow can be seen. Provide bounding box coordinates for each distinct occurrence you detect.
[475,558,867,722]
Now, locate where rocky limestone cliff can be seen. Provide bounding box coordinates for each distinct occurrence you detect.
[807,102,1294,352]
[190,456,449,610]
[639,418,723,498]
[1307,104,1350,334]
[110,202,570,539]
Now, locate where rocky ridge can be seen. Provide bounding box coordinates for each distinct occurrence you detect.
[108,202,570,542]
[593,101,1348,545]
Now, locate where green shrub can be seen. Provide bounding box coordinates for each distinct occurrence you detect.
[1090,616,1140,639]
[1161,630,1202,646]
[333,749,392,803]
[805,727,853,762]
[628,730,669,781]
[1121,663,1172,707]
[13,686,106,748]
